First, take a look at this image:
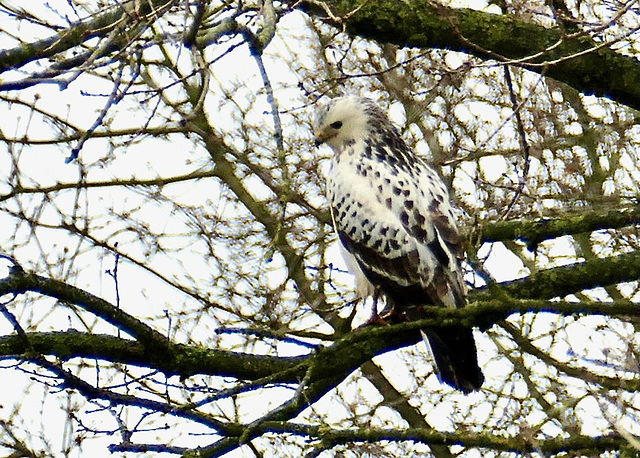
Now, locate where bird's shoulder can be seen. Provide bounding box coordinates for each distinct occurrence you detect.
[328,137,463,255]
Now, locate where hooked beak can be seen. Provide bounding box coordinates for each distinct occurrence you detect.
[314,129,332,148]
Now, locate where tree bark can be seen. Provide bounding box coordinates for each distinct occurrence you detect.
[295,0,640,111]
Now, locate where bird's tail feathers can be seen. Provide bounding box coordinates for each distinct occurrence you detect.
[420,327,484,393]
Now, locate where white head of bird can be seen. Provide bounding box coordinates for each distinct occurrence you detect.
[313,96,373,151]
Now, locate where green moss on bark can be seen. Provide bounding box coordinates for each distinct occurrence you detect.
[298,0,640,111]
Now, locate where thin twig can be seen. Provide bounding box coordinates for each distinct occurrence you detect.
[500,65,531,220]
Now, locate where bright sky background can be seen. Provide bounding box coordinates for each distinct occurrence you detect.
[1,1,639,456]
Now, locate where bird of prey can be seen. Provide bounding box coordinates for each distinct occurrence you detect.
[313,95,484,393]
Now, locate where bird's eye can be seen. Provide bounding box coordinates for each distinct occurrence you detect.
[330,121,343,129]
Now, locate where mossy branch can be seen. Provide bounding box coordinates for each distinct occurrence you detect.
[296,0,640,111]
[1,295,639,394]
[0,331,305,382]
[1,262,638,456]
[1,247,638,378]
[0,0,177,75]
[5,0,640,112]
[487,249,640,300]
[477,206,640,248]
[0,245,637,457]
[0,268,168,348]
[258,422,631,455]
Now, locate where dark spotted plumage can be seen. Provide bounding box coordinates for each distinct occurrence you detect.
[314,96,483,393]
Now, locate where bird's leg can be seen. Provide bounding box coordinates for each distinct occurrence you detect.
[362,288,391,326]
[369,288,380,321]
[378,299,407,323]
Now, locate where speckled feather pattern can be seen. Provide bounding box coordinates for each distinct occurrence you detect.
[314,96,484,393]
[316,96,465,309]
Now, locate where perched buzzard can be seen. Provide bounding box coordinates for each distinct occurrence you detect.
[314,95,483,393]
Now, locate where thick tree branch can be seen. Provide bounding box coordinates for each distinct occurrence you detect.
[0,331,305,382]
[0,0,177,75]
[259,422,632,455]
[0,277,637,456]
[4,0,640,111]
[487,250,640,300]
[112,427,633,456]
[1,247,638,383]
[0,269,168,348]
[2,297,638,384]
[179,323,419,457]
[295,0,640,111]
[1,247,638,456]
[477,206,640,248]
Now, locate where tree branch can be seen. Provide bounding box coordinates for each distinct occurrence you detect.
[295,0,640,111]
[486,250,640,301]
[258,422,633,455]
[476,206,640,249]
[0,0,177,76]
[1,244,638,456]
[500,321,639,391]
[360,361,455,458]
[1,246,638,384]
[0,270,168,348]
[187,109,333,323]
[1,296,638,385]
[0,331,305,382]
[1,263,638,456]
[31,355,232,433]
